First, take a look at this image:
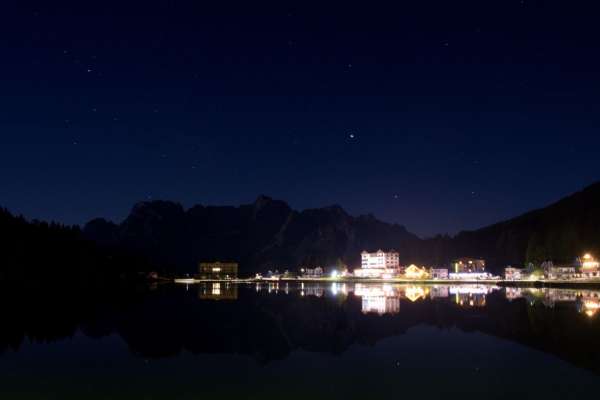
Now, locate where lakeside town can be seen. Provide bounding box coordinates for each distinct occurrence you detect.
[179,250,600,284]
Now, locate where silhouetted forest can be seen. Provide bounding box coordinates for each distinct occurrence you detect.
[0,208,153,286]
[423,182,600,269]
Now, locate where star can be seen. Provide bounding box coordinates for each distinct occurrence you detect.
[349,132,356,139]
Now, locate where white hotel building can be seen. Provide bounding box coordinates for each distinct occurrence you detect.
[354,250,400,278]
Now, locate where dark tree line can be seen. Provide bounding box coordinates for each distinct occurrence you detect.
[0,207,154,286]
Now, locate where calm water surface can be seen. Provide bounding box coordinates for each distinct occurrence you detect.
[1,282,600,399]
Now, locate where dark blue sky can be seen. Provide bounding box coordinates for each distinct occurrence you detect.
[1,1,599,237]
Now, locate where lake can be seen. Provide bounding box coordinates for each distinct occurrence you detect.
[1,282,600,399]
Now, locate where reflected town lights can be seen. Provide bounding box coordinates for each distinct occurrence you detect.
[404,286,428,302]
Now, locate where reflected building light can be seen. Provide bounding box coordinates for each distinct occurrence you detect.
[404,286,429,302]
[212,282,221,295]
[354,283,400,315]
[580,296,600,318]
[331,282,339,296]
[429,285,449,299]
[198,282,238,300]
[505,287,524,301]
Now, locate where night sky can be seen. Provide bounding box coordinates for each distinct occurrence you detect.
[1,1,599,237]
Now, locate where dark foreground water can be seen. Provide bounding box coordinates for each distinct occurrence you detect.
[1,282,600,399]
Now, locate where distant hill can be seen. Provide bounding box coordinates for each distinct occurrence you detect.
[83,182,600,275]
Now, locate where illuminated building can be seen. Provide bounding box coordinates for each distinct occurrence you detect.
[430,268,448,279]
[353,250,400,278]
[504,267,523,281]
[404,264,429,279]
[452,258,486,273]
[198,262,238,280]
[545,265,577,280]
[300,267,324,278]
[579,254,600,279]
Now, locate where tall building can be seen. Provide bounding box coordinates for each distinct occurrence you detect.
[361,250,400,269]
[198,262,238,280]
[354,250,400,278]
[451,258,486,273]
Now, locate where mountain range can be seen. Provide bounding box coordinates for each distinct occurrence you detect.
[82,182,600,275]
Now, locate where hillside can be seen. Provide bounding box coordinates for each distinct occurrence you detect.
[429,182,600,269]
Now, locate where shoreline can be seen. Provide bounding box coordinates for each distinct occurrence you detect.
[173,277,600,289]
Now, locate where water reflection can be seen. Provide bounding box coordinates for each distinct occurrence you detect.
[245,282,600,319]
[504,286,600,318]
[3,281,600,378]
[198,282,238,300]
[249,282,502,315]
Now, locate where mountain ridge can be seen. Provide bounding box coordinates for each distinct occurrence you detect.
[81,182,600,274]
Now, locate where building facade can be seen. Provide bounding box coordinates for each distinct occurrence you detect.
[300,267,324,278]
[452,258,486,273]
[504,267,523,281]
[448,272,491,280]
[430,268,449,279]
[404,264,429,279]
[545,265,577,280]
[579,254,600,279]
[198,262,238,280]
[354,250,400,278]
